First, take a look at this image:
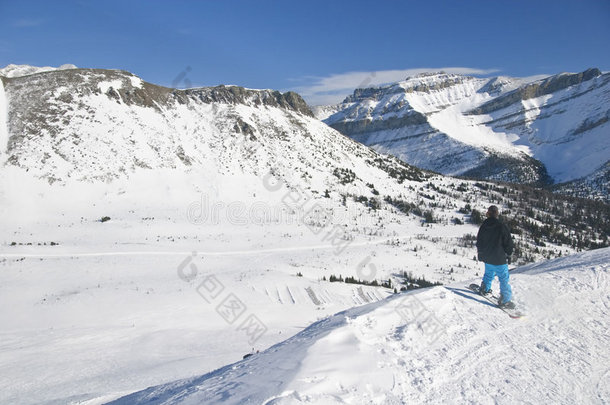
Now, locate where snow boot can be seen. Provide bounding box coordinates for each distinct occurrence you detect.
[498,295,516,309]
[478,282,492,296]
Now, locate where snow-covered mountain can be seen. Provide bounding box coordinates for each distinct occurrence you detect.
[0,63,78,78]
[1,66,606,262]
[0,66,609,404]
[111,247,610,404]
[318,69,610,199]
[0,66,325,183]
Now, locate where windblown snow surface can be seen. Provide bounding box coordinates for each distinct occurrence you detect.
[111,248,610,405]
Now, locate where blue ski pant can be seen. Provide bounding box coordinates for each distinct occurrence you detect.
[482,263,512,303]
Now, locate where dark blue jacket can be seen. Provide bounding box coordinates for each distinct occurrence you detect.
[476,217,514,265]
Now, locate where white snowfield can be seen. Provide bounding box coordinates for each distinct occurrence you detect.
[109,248,610,405]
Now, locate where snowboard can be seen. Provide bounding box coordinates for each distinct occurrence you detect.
[466,283,525,319]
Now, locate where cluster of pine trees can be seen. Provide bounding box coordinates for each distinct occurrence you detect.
[468,182,609,251]
[399,271,443,290]
[322,274,393,289]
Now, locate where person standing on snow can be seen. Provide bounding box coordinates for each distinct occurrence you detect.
[476,205,515,308]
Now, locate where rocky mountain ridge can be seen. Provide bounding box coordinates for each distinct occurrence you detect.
[468,68,602,115]
[0,67,319,183]
[318,68,610,200]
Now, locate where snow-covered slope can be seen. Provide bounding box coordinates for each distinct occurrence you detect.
[110,247,610,404]
[0,66,608,405]
[319,69,610,199]
[1,67,324,183]
[0,76,8,161]
[555,160,610,201]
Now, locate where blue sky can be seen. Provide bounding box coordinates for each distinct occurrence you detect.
[1,0,609,105]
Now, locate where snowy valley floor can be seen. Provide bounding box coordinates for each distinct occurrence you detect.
[0,187,496,404]
[109,248,610,405]
[2,246,606,404]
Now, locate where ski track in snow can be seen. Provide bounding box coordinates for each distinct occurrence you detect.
[0,235,414,258]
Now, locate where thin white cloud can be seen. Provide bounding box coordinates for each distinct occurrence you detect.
[520,74,550,83]
[290,67,501,106]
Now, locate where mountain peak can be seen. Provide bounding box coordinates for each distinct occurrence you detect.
[182,85,313,116]
[398,71,471,94]
[468,67,604,116]
[341,72,474,104]
[409,70,448,78]
[0,63,77,78]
